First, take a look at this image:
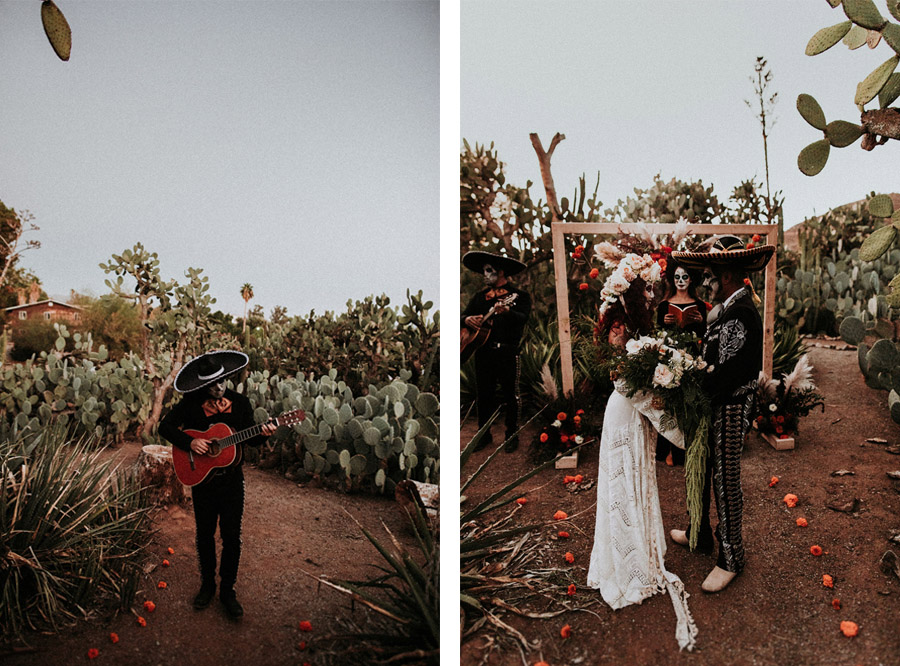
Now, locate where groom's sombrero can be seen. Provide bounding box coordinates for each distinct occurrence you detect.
[671,234,774,273]
[462,251,527,276]
[174,350,249,393]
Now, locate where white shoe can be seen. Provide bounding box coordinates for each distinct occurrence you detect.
[701,566,737,593]
[670,529,689,547]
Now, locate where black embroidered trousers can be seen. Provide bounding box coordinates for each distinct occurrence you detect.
[474,344,521,439]
[191,467,245,592]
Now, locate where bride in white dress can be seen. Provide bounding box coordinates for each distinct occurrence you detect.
[586,268,698,652]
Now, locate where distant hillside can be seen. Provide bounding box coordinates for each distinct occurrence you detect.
[783,193,900,252]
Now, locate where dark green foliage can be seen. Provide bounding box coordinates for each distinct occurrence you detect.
[9,319,59,361]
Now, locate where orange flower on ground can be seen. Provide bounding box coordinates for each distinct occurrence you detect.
[535,662,550,666]
[137,616,147,627]
[516,497,528,505]
[574,474,583,484]
[567,584,576,596]
[143,600,156,612]
[540,433,549,443]
[88,648,99,659]
[157,581,167,589]
[823,574,834,588]
[564,552,575,564]
[560,624,572,638]
[162,559,170,567]
[796,517,808,527]
[299,620,313,632]
[810,545,823,556]
[553,510,568,521]
[579,283,589,291]
[558,531,570,538]
[557,412,567,421]
[840,621,858,637]
[783,494,798,508]
[109,633,119,644]
[832,598,842,610]
[589,268,600,279]
[298,641,307,651]
[563,475,576,484]
[768,476,779,487]
[167,547,175,555]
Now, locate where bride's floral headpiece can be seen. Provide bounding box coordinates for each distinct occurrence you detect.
[598,252,662,317]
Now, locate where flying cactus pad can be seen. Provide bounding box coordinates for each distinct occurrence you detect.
[798,139,830,176]
[806,20,852,55]
[797,94,827,130]
[826,120,864,147]
[41,1,71,61]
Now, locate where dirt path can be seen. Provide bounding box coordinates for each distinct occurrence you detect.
[461,343,900,665]
[5,443,415,666]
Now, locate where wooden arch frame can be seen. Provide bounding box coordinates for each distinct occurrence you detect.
[551,222,778,395]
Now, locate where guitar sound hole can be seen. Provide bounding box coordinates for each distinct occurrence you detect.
[208,441,221,456]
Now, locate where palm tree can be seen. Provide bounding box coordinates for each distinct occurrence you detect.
[240,283,253,333]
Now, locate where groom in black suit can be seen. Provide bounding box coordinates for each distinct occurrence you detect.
[670,236,774,593]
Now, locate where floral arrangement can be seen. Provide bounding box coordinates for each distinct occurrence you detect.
[538,407,589,455]
[530,363,595,462]
[605,328,713,548]
[755,355,824,439]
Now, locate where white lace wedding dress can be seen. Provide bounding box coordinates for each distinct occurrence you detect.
[586,383,698,651]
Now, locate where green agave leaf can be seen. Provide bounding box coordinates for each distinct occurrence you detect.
[806,20,853,55]
[869,193,895,217]
[878,71,900,108]
[825,119,864,147]
[844,23,869,48]
[797,93,827,130]
[843,0,886,29]
[41,0,71,61]
[798,139,831,176]
[859,225,898,261]
[855,54,900,106]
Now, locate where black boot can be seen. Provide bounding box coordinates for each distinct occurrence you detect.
[503,434,519,452]
[472,430,492,452]
[193,581,216,610]
[220,588,243,619]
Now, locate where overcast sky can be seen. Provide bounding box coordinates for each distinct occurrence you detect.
[462,0,900,230]
[1,0,438,318]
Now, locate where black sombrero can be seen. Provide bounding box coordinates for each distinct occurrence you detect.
[671,234,774,273]
[462,251,527,276]
[174,350,249,393]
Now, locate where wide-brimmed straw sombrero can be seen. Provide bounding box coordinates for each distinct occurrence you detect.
[462,251,527,276]
[174,350,249,393]
[671,235,774,273]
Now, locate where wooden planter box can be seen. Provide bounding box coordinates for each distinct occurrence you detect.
[761,432,795,451]
[555,451,579,469]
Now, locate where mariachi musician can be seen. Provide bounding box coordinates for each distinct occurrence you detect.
[461,251,532,452]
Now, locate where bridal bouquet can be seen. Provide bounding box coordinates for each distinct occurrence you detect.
[608,329,713,548]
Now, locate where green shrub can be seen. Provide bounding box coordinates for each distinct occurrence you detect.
[10,319,59,361]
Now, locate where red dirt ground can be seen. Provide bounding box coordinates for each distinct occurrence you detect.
[2,444,417,666]
[461,342,900,666]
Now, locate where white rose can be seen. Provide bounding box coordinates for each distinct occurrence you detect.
[768,404,778,412]
[574,435,584,444]
[621,265,636,281]
[552,419,562,427]
[652,364,675,388]
[609,274,631,293]
[625,339,642,355]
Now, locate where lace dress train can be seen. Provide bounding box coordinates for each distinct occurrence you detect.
[586,389,698,651]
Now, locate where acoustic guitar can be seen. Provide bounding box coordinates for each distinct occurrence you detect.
[172,409,306,486]
[460,293,518,364]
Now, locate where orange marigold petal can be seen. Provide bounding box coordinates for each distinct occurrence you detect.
[832,598,841,610]
[560,624,572,638]
[157,581,167,589]
[558,531,570,538]
[796,517,808,527]
[564,552,575,564]
[88,648,99,659]
[109,633,119,644]
[783,493,798,507]
[823,574,834,588]
[768,476,779,487]
[574,474,583,484]
[840,621,858,637]
[167,547,175,555]
[137,616,147,627]
[299,620,313,632]
[516,497,528,505]
[553,510,568,521]
[563,475,576,484]
[567,584,576,596]
[162,559,170,567]
[810,545,823,556]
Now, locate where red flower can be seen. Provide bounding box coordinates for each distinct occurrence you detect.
[560,434,569,444]
[298,641,307,651]
[558,531,570,538]
[564,552,575,564]
[299,620,313,632]
[775,426,784,434]
[823,574,834,588]
[137,616,147,627]
[840,621,858,637]
[576,409,584,416]
[554,510,568,520]
[579,283,589,291]
[88,648,99,660]
[560,624,572,638]
[776,415,785,423]
[109,633,119,644]
[810,545,823,556]
[589,268,600,279]
[157,581,167,589]
[540,432,549,443]
[575,244,584,253]
[832,598,841,610]
[658,258,667,272]
[661,245,673,254]
[143,600,156,612]
[573,415,582,424]
[557,412,567,421]
[768,476,779,487]
[516,497,528,505]
[743,278,752,286]
[796,517,808,527]
[752,234,762,243]
[162,559,170,567]
[567,584,576,596]
[746,242,755,249]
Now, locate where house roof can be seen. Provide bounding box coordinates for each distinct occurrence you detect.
[3,299,83,312]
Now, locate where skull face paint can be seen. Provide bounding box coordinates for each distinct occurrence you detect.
[673,267,691,293]
[703,269,721,303]
[483,263,499,287]
[207,379,227,400]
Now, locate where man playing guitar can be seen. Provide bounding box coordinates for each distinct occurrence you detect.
[461,251,531,452]
[159,350,276,620]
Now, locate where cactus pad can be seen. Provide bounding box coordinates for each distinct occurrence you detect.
[806,20,853,55]
[869,193,896,217]
[797,94,827,130]
[878,72,900,108]
[843,0,886,29]
[854,54,899,107]
[859,225,898,261]
[826,120,864,147]
[798,139,831,176]
[41,0,71,61]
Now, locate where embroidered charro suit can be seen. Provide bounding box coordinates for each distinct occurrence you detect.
[694,287,761,573]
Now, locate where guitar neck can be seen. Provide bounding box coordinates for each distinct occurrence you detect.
[216,421,273,450]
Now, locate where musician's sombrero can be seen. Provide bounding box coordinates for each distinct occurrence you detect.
[462,251,527,276]
[671,234,774,273]
[174,350,249,393]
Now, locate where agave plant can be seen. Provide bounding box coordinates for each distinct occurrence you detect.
[0,423,151,642]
